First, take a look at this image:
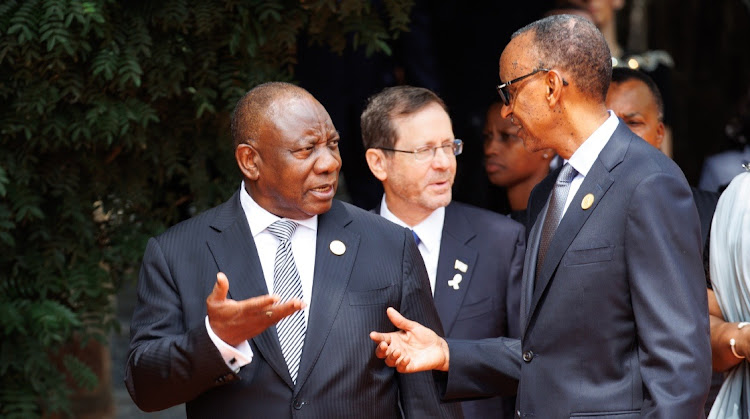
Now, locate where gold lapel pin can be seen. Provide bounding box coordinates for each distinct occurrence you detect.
[329,240,346,256]
[581,193,595,210]
[454,259,468,273]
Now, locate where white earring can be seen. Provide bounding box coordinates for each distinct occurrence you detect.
[543,153,549,159]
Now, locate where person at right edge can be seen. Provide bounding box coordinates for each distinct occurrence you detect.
[706,170,750,419]
[369,14,711,418]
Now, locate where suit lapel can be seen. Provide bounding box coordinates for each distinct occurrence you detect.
[433,204,478,335]
[294,201,359,393]
[206,192,293,388]
[525,124,630,330]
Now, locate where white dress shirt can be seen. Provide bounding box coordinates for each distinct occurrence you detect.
[206,182,318,371]
[379,195,444,295]
[562,111,619,216]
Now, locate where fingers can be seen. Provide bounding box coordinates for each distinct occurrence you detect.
[386,307,419,331]
[369,331,391,345]
[265,298,305,322]
[207,272,230,304]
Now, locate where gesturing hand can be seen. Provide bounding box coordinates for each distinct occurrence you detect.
[207,272,304,346]
[369,307,450,373]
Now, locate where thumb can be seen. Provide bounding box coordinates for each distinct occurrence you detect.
[386,307,418,331]
[209,272,229,302]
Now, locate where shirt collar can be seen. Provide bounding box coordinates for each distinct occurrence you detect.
[379,194,445,253]
[566,111,619,177]
[239,181,318,237]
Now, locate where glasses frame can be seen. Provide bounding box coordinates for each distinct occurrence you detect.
[375,139,463,161]
[496,68,568,106]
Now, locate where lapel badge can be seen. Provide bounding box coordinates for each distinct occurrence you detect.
[581,193,595,210]
[448,274,462,290]
[329,240,346,256]
[454,259,468,273]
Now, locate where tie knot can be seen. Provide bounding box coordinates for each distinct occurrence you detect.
[410,229,421,246]
[557,163,577,184]
[268,220,298,242]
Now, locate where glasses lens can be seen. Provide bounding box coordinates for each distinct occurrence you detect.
[452,139,463,156]
[496,85,509,106]
[414,147,433,161]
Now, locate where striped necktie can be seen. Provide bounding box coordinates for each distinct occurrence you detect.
[536,163,577,286]
[267,219,306,383]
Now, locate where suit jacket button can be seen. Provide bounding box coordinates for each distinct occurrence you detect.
[522,350,534,362]
[293,400,305,410]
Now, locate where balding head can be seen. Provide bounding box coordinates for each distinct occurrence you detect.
[513,14,612,102]
[231,82,309,148]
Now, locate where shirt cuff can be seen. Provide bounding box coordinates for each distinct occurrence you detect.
[205,316,253,372]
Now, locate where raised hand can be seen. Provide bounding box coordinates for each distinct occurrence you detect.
[207,272,304,346]
[369,307,450,373]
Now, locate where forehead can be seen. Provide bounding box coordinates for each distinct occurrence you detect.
[392,103,453,146]
[607,80,657,110]
[266,95,335,140]
[499,33,534,80]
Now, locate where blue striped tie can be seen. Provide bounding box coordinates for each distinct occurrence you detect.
[267,220,306,383]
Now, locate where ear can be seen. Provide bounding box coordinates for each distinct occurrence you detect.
[612,0,625,12]
[365,148,389,182]
[235,143,259,181]
[654,121,666,149]
[544,70,566,108]
[540,148,555,160]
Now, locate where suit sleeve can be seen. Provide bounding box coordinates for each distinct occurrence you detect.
[626,172,711,417]
[441,337,521,400]
[124,238,236,412]
[506,225,525,339]
[396,229,463,418]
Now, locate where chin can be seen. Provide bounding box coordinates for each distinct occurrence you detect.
[307,200,334,216]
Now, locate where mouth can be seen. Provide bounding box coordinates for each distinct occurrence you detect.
[427,179,452,191]
[309,183,336,199]
[485,160,505,174]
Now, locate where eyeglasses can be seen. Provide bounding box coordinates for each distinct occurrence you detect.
[496,68,567,106]
[376,139,463,161]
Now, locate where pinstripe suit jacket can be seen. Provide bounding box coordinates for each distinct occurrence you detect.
[125,192,462,418]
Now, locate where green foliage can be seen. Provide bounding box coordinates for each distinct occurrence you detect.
[0,0,413,416]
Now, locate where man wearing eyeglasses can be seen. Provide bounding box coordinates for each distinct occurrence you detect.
[362,85,526,419]
[370,15,710,418]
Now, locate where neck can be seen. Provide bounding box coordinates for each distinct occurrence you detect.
[552,104,610,160]
[384,194,433,227]
[507,171,548,211]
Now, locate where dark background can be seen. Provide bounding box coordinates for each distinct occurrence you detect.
[298,0,750,212]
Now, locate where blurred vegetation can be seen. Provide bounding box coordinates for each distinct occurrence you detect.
[0,0,413,416]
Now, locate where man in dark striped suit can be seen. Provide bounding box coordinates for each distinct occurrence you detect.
[125,82,462,418]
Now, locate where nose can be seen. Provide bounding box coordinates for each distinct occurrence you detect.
[431,144,453,169]
[500,103,513,120]
[484,137,501,156]
[314,146,342,174]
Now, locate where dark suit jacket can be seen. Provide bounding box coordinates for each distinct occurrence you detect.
[125,193,462,418]
[443,123,711,418]
[434,202,524,419]
[376,201,525,418]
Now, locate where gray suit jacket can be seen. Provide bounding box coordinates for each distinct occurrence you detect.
[125,193,462,418]
[443,122,711,418]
